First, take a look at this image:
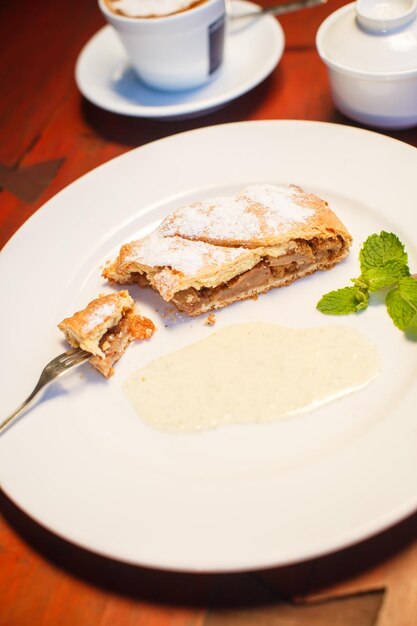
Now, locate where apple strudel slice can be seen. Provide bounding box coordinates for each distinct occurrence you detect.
[103,185,352,316]
[58,291,155,377]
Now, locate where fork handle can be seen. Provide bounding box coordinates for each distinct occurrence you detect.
[0,380,46,435]
[232,0,326,19]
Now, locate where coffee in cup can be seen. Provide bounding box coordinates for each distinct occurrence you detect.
[103,0,209,18]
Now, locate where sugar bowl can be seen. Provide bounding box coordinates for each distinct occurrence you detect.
[317,0,417,129]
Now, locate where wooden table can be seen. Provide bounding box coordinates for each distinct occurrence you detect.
[1,1,417,624]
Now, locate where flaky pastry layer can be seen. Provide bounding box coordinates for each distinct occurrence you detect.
[103,185,352,316]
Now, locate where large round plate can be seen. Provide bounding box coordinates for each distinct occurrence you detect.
[1,121,417,572]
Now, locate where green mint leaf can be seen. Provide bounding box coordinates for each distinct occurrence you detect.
[362,260,410,292]
[360,231,409,273]
[317,286,369,315]
[351,275,369,290]
[386,277,417,330]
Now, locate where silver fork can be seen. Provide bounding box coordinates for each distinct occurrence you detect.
[0,347,90,435]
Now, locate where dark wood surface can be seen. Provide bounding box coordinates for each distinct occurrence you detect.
[1,1,417,624]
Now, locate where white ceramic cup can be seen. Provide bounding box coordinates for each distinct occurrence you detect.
[98,0,226,91]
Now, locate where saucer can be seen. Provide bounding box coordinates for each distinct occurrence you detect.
[75,0,284,120]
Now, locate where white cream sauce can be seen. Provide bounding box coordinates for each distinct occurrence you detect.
[123,323,379,432]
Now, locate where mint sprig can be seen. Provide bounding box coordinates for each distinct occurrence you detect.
[317,231,417,333]
[362,260,410,292]
[359,232,410,291]
[386,277,417,330]
[359,231,408,271]
[317,286,368,315]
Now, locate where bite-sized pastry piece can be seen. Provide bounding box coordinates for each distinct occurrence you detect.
[103,185,352,316]
[58,290,155,377]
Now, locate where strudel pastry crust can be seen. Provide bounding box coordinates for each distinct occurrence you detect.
[103,185,352,316]
[58,291,155,377]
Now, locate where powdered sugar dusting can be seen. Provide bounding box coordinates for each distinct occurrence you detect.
[125,231,251,277]
[160,185,315,243]
[82,302,116,333]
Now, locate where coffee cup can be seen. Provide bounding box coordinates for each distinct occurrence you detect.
[98,0,226,91]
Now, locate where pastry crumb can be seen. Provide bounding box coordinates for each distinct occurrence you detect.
[161,305,182,324]
[206,313,216,326]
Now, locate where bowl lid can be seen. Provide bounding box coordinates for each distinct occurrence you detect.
[317,0,417,76]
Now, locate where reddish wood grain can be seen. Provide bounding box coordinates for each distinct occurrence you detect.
[0,0,104,167]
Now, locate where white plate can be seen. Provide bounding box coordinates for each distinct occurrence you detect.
[1,121,417,573]
[75,1,284,119]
